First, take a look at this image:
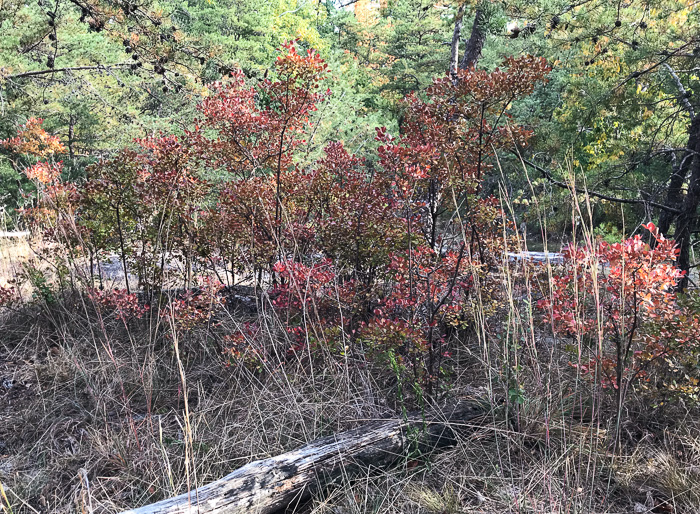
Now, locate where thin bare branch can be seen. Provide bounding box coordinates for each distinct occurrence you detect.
[516,154,682,214]
[3,63,132,81]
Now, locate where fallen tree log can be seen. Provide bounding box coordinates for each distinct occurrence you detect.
[120,399,487,514]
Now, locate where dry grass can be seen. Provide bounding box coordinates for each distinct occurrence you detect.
[0,234,32,288]
[1,275,699,514]
[2,190,700,514]
[0,295,396,513]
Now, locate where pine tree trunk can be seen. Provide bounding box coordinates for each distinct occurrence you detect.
[673,116,700,290]
[449,4,465,81]
[459,9,486,70]
[658,118,699,237]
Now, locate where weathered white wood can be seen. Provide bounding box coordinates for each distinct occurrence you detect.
[120,400,486,514]
[506,251,564,264]
[0,231,30,238]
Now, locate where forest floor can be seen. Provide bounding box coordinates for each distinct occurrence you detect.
[2,237,700,513]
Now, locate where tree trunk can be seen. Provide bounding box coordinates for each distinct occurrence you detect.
[657,63,698,289]
[119,400,487,514]
[657,155,688,237]
[673,115,700,290]
[658,117,699,238]
[67,113,75,160]
[459,8,486,71]
[449,4,465,82]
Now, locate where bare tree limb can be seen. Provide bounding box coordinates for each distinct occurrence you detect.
[613,42,698,93]
[516,154,682,214]
[663,62,696,120]
[3,63,132,81]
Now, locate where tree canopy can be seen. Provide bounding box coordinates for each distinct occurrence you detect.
[2,0,699,281]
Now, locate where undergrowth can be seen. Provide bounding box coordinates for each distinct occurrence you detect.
[1,230,700,513]
[1,42,700,514]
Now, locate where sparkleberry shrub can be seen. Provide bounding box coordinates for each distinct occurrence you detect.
[537,223,700,409]
[192,41,330,278]
[269,258,349,356]
[88,288,149,322]
[160,277,224,332]
[359,244,473,386]
[223,322,267,371]
[4,44,555,399]
[81,135,208,294]
[194,42,329,180]
[354,58,551,395]
[306,141,402,277]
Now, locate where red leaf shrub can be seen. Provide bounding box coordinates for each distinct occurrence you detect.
[88,288,149,321]
[537,223,700,399]
[6,43,554,398]
[160,277,224,331]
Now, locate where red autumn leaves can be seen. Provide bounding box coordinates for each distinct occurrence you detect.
[537,223,699,390]
[13,43,694,397]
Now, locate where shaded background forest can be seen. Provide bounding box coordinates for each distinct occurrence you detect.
[2,0,699,270]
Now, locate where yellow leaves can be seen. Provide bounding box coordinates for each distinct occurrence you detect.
[0,65,15,80]
[0,118,65,158]
[272,0,328,52]
[629,124,644,140]
[372,75,390,87]
[666,379,700,395]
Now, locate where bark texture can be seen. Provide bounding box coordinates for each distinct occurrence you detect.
[120,400,486,514]
[673,115,700,290]
[449,4,465,81]
[459,9,486,71]
[654,64,699,290]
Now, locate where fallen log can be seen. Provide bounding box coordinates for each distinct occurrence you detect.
[0,231,30,238]
[506,251,564,265]
[120,399,487,514]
